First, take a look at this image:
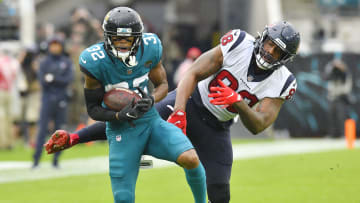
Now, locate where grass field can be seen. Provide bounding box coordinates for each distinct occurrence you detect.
[0,138,272,161]
[0,140,359,202]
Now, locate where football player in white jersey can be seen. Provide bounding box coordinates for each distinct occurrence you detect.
[44,21,300,203]
[165,20,300,203]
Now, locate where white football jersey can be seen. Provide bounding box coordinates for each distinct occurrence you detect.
[197,29,297,121]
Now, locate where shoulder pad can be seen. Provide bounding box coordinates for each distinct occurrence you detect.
[142,33,162,46]
[220,29,246,54]
[142,33,163,67]
[79,43,107,80]
[79,44,107,69]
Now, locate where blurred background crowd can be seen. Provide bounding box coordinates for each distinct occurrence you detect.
[0,0,359,151]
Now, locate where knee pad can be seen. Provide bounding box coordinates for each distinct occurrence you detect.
[207,183,230,203]
[113,189,134,203]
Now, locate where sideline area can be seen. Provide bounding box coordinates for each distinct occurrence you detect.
[0,138,358,184]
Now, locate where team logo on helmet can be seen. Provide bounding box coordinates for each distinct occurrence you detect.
[117,28,132,35]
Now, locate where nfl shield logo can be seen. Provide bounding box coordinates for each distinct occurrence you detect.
[116,135,122,142]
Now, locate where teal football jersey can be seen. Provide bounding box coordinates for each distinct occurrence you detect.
[79,33,162,93]
[79,33,162,130]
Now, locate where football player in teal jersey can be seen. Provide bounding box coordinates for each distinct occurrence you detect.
[71,7,206,203]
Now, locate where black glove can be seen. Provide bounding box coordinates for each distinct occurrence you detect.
[116,98,146,121]
[136,87,154,113]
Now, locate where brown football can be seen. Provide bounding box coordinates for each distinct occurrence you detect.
[103,88,141,111]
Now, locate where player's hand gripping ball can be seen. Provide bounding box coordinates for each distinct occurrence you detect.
[104,88,141,111]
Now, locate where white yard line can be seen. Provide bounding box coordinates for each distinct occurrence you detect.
[0,138,358,184]
[232,138,356,159]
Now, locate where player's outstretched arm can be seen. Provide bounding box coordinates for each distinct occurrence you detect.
[44,122,107,154]
[174,46,223,112]
[168,46,223,134]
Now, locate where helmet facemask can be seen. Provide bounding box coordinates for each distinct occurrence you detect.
[254,23,299,71]
[104,29,142,67]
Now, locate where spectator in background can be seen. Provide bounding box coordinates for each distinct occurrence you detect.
[17,46,41,148]
[173,47,202,85]
[66,7,102,126]
[67,7,102,47]
[0,51,21,150]
[312,19,325,53]
[36,23,55,54]
[162,25,183,90]
[32,37,73,168]
[324,59,353,138]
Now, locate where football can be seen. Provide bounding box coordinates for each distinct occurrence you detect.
[103,88,141,111]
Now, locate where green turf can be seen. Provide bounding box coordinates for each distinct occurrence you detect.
[0,138,271,162]
[0,173,113,202]
[230,148,360,203]
[0,166,192,202]
[0,141,109,161]
[1,148,359,202]
[231,137,274,145]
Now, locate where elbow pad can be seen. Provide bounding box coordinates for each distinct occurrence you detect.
[84,88,117,121]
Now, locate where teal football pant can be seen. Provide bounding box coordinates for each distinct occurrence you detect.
[108,116,197,203]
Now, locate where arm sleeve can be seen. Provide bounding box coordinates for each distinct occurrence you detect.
[77,122,107,143]
[84,87,118,121]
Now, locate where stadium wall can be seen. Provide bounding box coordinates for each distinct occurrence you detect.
[274,53,360,137]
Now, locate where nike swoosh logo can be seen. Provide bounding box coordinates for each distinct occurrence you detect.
[80,57,87,64]
[174,121,181,125]
[166,105,174,111]
[126,112,137,119]
[227,92,234,98]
